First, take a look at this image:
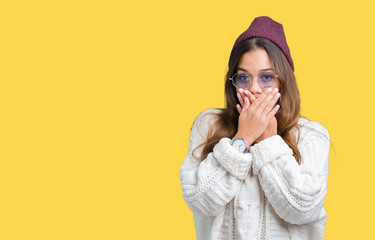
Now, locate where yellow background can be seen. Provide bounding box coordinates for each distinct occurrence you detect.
[1,0,374,239]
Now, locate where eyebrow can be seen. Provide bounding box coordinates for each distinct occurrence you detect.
[237,67,274,73]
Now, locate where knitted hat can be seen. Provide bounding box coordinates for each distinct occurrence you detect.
[230,16,294,71]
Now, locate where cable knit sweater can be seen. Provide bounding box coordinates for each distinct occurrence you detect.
[179,108,330,240]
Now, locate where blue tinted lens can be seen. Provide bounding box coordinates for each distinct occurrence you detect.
[235,73,250,87]
[259,72,275,87]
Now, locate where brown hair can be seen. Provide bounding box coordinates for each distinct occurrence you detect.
[192,37,302,164]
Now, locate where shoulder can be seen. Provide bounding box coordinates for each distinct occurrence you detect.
[189,108,223,141]
[295,117,330,142]
[192,108,223,129]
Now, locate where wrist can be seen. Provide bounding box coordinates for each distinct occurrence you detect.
[233,133,255,147]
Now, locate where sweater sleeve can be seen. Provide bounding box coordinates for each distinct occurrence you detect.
[179,109,253,216]
[249,120,330,225]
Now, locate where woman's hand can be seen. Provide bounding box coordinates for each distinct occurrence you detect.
[234,88,280,146]
[255,116,277,143]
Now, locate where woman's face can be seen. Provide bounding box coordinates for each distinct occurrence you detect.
[235,48,279,98]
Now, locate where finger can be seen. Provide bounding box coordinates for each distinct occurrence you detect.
[237,88,245,106]
[244,90,256,103]
[258,88,279,113]
[236,104,242,113]
[242,96,250,111]
[237,92,244,107]
[251,87,273,108]
[239,91,249,107]
[266,104,280,120]
[261,91,280,116]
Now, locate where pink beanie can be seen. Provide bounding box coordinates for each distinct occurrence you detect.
[230,16,294,71]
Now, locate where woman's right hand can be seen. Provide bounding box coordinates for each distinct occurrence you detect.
[234,88,280,146]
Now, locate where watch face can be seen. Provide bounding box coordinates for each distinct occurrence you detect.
[232,139,247,153]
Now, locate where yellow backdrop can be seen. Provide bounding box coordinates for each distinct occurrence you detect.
[1,0,374,239]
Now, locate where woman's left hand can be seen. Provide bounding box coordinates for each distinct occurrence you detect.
[236,89,278,143]
[255,115,277,143]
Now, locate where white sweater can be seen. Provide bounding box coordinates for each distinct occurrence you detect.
[179,108,330,240]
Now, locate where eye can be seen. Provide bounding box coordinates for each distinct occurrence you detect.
[260,73,274,81]
[237,74,250,82]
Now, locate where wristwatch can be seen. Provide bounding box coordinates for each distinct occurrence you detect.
[231,138,249,153]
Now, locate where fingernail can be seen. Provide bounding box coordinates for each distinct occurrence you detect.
[276,93,280,97]
[273,88,278,93]
[267,88,272,92]
[245,90,250,95]
[239,88,243,93]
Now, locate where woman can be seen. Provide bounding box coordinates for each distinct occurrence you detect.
[179,16,330,239]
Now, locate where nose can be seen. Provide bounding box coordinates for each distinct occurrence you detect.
[248,78,262,95]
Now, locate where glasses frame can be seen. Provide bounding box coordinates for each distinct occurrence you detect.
[229,72,279,89]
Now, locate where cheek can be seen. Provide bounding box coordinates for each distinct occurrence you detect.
[273,80,280,90]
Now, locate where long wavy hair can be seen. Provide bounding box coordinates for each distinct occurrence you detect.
[192,37,302,164]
